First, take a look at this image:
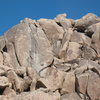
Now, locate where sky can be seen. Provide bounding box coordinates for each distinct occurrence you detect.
[0,0,100,35]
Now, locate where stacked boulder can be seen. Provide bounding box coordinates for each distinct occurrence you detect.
[0,13,100,100]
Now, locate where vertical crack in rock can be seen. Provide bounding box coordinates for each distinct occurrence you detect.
[12,42,21,67]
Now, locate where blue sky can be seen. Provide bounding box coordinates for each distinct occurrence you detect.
[0,0,100,35]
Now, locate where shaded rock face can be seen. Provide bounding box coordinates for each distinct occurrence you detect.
[0,13,100,100]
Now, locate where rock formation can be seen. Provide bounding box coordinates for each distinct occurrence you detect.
[0,13,100,100]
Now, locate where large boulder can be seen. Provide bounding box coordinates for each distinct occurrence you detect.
[89,22,100,56]
[61,71,75,94]
[7,70,28,93]
[38,19,64,57]
[75,13,100,31]
[38,67,66,91]
[76,73,89,94]
[4,20,53,73]
[38,19,64,43]
[70,31,91,46]
[87,72,100,100]
[54,13,74,29]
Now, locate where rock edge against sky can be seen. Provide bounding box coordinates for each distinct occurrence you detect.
[0,13,99,100]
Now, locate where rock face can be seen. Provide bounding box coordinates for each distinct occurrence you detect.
[5,21,53,73]
[0,13,100,100]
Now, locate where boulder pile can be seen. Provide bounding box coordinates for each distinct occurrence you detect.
[0,13,100,100]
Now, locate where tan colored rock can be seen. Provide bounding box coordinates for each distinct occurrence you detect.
[26,67,39,90]
[90,22,100,56]
[75,13,100,31]
[14,90,60,100]
[0,13,100,100]
[5,22,53,73]
[53,39,62,57]
[65,42,81,61]
[3,52,12,67]
[39,67,66,91]
[81,45,97,60]
[55,13,67,21]
[20,18,36,24]
[85,24,95,37]
[20,18,41,28]
[76,73,89,94]
[0,76,10,88]
[75,59,88,75]
[59,19,73,29]
[59,41,69,59]
[38,19,64,43]
[7,70,28,92]
[5,23,32,68]
[0,96,10,100]
[79,59,88,67]
[61,93,82,100]
[87,73,100,100]
[53,57,64,65]
[30,79,37,91]
[0,62,13,76]
[0,89,60,100]
[0,52,3,65]
[85,22,100,38]
[71,63,79,70]
[38,18,64,57]
[75,66,87,75]
[24,76,32,89]
[0,36,5,51]
[0,69,5,76]
[5,42,20,68]
[0,64,13,71]
[61,71,75,94]
[27,24,53,73]
[70,31,91,46]
[39,67,50,77]
[76,59,100,75]
[55,13,73,29]
[88,60,100,76]
[3,87,16,96]
[54,63,71,72]
[27,67,39,80]
[59,29,73,59]
[0,65,13,76]
[15,67,26,77]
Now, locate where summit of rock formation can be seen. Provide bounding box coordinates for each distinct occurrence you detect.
[0,13,100,100]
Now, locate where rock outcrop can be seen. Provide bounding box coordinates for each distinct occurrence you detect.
[0,13,100,100]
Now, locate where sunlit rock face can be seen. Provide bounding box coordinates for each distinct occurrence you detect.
[0,13,99,100]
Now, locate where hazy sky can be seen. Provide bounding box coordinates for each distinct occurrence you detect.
[0,0,100,35]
